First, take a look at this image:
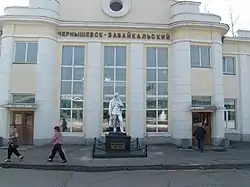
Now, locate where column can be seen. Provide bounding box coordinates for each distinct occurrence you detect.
[211,43,225,145]
[128,44,145,138]
[34,38,58,145]
[84,42,102,139]
[238,55,250,141]
[170,41,192,148]
[0,37,14,140]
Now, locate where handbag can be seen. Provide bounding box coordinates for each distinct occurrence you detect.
[12,137,19,148]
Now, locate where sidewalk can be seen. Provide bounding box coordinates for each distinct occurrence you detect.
[1,145,250,172]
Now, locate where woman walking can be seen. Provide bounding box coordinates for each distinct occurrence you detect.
[5,124,24,162]
[47,126,67,163]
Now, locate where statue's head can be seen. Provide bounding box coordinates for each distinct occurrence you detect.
[114,92,119,98]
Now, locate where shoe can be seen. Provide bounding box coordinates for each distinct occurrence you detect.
[19,156,24,162]
[4,159,11,163]
[61,160,67,163]
[47,159,53,162]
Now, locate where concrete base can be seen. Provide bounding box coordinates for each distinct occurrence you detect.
[226,133,241,141]
[33,139,51,147]
[225,133,250,142]
[143,136,172,145]
[242,134,250,142]
[172,138,192,149]
[1,138,8,146]
[220,138,230,149]
[211,138,230,149]
[211,138,224,146]
[33,136,86,147]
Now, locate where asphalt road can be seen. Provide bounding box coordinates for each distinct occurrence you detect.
[1,168,250,187]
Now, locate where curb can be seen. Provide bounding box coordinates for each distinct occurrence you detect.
[1,163,250,172]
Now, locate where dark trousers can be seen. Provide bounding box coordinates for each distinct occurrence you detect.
[197,138,204,152]
[7,144,21,159]
[49,144,66,161]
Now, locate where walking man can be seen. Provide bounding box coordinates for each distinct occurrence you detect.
[193,123,207,153]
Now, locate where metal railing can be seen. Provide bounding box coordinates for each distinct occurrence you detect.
[92,137,147,158]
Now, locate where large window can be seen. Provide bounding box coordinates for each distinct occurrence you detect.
[223,56,236,75]
[14,42,38,64]
[103,46,126,132]
[146,47,168,132]
[191,45,211,67]
[60,46,85,132]
[224,99,236,129]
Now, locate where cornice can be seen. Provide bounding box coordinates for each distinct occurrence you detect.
[224,36,250,43]
[0,15,229,34]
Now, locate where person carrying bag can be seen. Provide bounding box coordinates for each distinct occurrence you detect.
[4,124,24,162]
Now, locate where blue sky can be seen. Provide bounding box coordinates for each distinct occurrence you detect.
[0,0,249,35]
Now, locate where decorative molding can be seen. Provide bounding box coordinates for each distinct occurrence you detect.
[1,34,57,41]
[172,39,222,45]
[101,0,131,18]
[0,15,229,35]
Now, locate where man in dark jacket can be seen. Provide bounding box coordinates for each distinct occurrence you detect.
[193,123,207,153]
[61,118,68,132]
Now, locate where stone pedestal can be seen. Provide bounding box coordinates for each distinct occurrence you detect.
[105,132,131,152]
[93,132,146,158]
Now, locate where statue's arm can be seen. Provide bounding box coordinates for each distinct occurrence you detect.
[119,100,124,107]
[108,101,112,115]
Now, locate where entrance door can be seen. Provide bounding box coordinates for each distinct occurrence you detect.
[192,112,212,145]
[12,111,34,145]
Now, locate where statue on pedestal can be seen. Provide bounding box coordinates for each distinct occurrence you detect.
[108,93,125,133]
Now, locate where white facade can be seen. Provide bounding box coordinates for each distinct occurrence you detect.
[0,0,249,147]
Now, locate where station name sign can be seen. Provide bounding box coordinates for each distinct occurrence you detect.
[57,31,170,40]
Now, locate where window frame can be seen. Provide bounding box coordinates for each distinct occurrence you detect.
[190,45,211,68]
[102,46,127,133]
[60,45,85,133]
[224,99,236,129]
[13,42,38,64]
[223,56,236,75]
[146,47,168,133]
